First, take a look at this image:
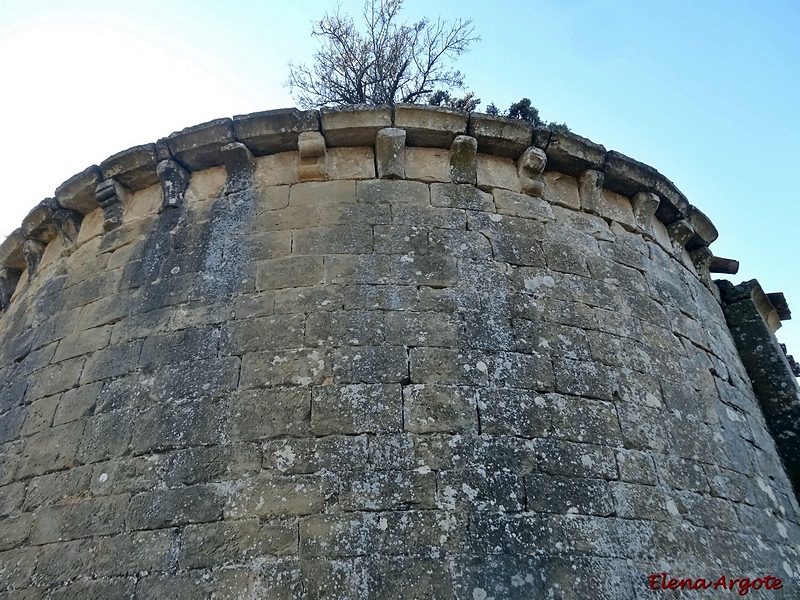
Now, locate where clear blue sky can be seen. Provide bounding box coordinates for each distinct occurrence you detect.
[1,0,799,355]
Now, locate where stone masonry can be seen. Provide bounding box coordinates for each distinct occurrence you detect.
[0,105,799,599]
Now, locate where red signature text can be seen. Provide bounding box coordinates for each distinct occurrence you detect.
[648,573,783,595]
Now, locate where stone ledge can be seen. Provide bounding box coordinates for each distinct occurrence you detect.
[56,165,104,215]
[3,104,731,316]
[394,104,467,148]
[467,112,532,159]
[100,144,159,191]
[233,108,320,156]
[166,118,235,171]
[545,130,606,177]
[321,105,392,147]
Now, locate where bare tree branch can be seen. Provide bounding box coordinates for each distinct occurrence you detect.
[287,0,478,108]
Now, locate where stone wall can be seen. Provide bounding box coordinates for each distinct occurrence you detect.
[0,105,798,598]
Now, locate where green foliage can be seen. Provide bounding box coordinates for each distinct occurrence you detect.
[506,98,541,125]
[427,90,481,112]
[483,97,570,132]
[547,121,571,133]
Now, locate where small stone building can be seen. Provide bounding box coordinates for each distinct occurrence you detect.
[0,105,798,598]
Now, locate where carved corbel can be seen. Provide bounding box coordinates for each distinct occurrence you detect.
[376,128,406,180]
[298,131,327,182]
[450,135,477,185]
[577,169,604,214]
[52,207,83,248]
[631,191,660,237]
[517,147,547,197]
[666,219,694,252]
[157,159,191,210]
[95,178,128,232]
[222,142,255,193]
[0,267,21,312]
[22,239,46,279]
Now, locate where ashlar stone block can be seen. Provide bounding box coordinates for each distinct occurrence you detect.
[128,484,225,530]
[403,384,478,433]
[312,384,402,435]
[405,147,450,182]
[476,155,521,192]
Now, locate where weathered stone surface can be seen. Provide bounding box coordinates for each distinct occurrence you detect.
[0,267,21,312]
[449,135,477,184]
[2,110,799,598]
[55,165,103,215]
[631,190,660,236]
[128,484,225,529]
[0,229,27,273]
[327,146,375,179]
[468,112,532,158]
[100,143,159,190]
[545,130,606,176]
[405,147,450,182]
[320,105,392,146]
[157,158,190,209]
[431,183,491,211]
[21,198,60,244]
[686,204,718,248]
[166,118,235,171]
[233,107,319,155]
[375,127,406,180]
[476,155,521,192]
[603,150,658,197]
[22,239,46,279]
[492,189,554,221]
[541,171,580,209]
[653,173,691,224]
[221,141,255,193]
[394,104,467,147]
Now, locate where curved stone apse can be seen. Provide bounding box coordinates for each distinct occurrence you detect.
[0,105,798,598]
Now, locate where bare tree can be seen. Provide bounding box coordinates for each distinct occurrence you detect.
[287,0,478,108]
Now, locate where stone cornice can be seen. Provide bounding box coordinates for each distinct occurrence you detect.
[0,104,722,312]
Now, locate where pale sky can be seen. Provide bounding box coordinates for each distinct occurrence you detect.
[1,0,799,356]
